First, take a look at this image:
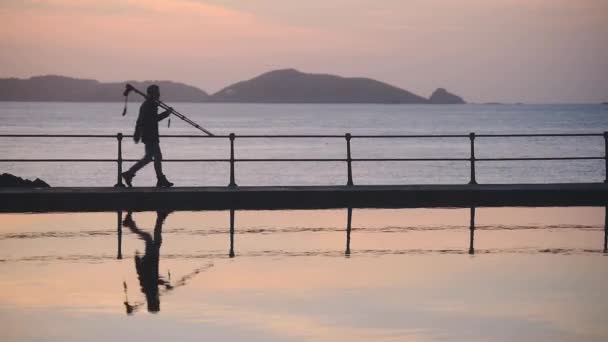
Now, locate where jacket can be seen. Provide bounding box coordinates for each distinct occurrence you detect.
[134,100,170,144]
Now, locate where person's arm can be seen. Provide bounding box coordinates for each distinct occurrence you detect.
[133,104,144,143]
[157,107,173,122]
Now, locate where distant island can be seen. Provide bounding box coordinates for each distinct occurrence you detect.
[0,69,466,104]
[428,87,465,104]
[0,76,209,102]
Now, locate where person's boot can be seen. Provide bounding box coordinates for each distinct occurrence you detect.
[156,175,174,188]
[121,171,134,187]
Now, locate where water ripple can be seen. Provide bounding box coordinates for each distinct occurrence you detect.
[0,224,602,240]
[0,248,604,263]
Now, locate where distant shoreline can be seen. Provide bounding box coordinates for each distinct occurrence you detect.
[0,69,467,104]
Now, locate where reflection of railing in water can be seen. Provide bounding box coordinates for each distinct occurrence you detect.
[605,206,608,254]
[346,207,352,255]
[229,209,235,258]
[470,207,476,255]
[117,211,123,259]
[114,206,608,261]
[1,223,602,240]
[7,248,604,263]
[1,132,606,186]
[110,206,605,314]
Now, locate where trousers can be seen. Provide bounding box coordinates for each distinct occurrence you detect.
[127,142,164,179]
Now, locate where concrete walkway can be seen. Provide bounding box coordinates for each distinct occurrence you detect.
[1,183,606,212]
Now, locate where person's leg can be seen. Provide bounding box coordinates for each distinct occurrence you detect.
[122,145,154,186]
[127,145,154,175]
[151,143,164,179]
[152,143,173,187]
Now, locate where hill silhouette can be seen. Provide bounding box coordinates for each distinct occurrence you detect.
[0,70,466,104]
[0,75,209,102]
[210,69,431,103]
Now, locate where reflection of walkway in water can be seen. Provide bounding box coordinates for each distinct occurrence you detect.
[121,211,212,314]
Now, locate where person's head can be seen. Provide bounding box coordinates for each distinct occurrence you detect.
[146,84,160,100]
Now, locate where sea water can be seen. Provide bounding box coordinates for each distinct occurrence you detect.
[0,102,606,186]
[1,103,607,341]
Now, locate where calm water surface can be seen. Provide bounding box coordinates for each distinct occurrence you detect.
[1,103,607,341]
[0,102,607,186]
[0,207,606,341]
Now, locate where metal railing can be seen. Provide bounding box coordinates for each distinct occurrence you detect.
[0,132,606,186]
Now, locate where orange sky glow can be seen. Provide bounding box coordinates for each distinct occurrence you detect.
[0,0,607,102]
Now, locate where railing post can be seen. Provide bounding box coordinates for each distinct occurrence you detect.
[229,133,237,187]
[345,133,354,186]
[469,132,477,185]
[604,132,607,183]
[114,133,125,187]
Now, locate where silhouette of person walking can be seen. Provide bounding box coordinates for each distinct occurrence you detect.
[122,210,171,313]
[122,85,173,187]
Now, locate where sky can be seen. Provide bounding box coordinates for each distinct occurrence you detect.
[0,0,607,103]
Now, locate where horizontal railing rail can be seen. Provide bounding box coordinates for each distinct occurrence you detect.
[3,133,604,138]
[0,132,606,186]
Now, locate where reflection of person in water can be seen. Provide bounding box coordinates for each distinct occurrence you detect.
[122,210,170,313]
[121,211,214,315]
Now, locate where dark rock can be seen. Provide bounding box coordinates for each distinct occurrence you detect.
[0,173,50,187]
[31,178,51,187]
[429,88,466,104]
